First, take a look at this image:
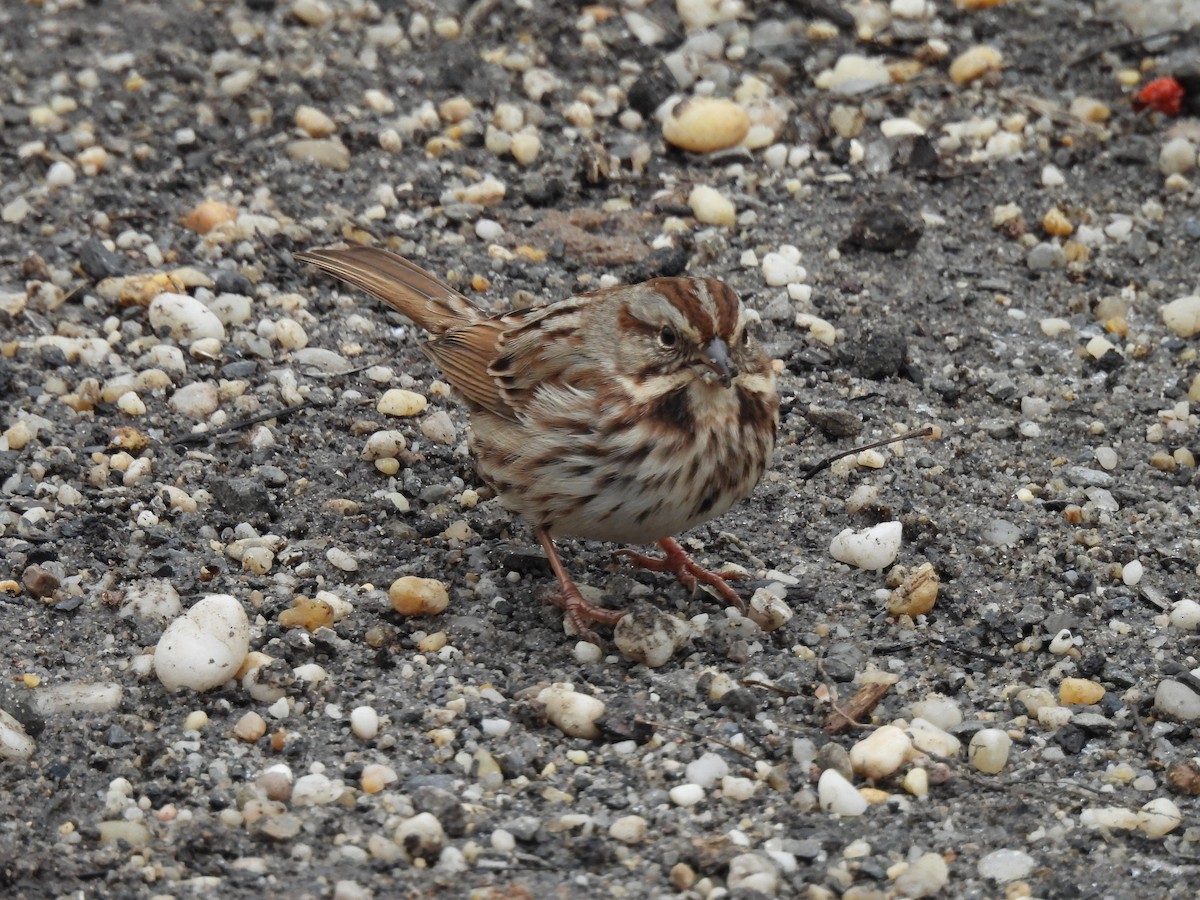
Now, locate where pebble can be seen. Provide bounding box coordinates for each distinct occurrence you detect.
[119,578,182,622]
[829,521,903,570]
[1154,680,1200,720]
[727,853,779,893]
[1094,446,1119,470]
[292,773,343,806]
[909,695,963,730]
[149,293,226,342]
[902,767,929,799]
[761,251,806,286]
[893,851,949,897]
[395,812,445,861]
[968,729,1012,774]
[662,97,750,153]
[0,709,36,760]
[849,725,913,778]
[388,576,450,616]
[613,604,691,666]
[949,45,1004,85]
[233,711,267,742]
[1059,677,1105,706]
[907,717,962,758]
[377,389,428,417]
[608,815,647,843]
[154,594,250,692]
[977,848,1035,882]
[1161,295,1200,337]
[294,105,336,138]
[818,768,867,816]
[1159,137,1197,176]
[887,562,939,617]
[538,684,605,739]
[510,132,541,165]
[1169,599,1200,630]
[350,705,379,740]
[182,199,237,234]
[420,410,456,445]
[257,764,293,801]
[668,783,705,807]
[287,139,350,170]
[687,184,736,226]
[46,160,77,190]
[1137,798,1182,837]
[815,54,891,94]
[361,763,397,794]
[685,753,730,789]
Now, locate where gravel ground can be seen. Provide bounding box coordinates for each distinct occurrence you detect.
[3,0,1200,897]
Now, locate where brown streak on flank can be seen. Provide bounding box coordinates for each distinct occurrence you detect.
[737,386,775,433]
[707,279,740,340]
[648,278,714,341]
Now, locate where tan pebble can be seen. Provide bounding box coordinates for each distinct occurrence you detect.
[233,711,267,742]
[456,177,506,206]
[1069,96,1110,123]
[417,631,448,653]
[662,97,749,153]
[1150,451,1175,472]
[955,0,1009,8]
[670,862,696,891]
[361,763,398,794]
[859,787,890,804]
[471,274,490,292]
[182,199,237,235]
[287,139,350,171]
[0,580,22,595]
[1059,677,1105,706]
[949,45,1003,86]
[294,105,336,137]
[278,595,334,632]
[511,132,541,165]
[4,419,35,450]
[291,0,333,27]
[389,576,450,616]
[377,389,428,417]
[887,562,939,617]
[22,565,60,599]
[687,184,736,226]
[438,96,473,123]
[1042,208,1073,237]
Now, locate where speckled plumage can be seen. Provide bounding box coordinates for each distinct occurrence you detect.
[299,245,779,641]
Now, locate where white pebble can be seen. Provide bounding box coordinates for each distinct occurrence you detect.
[1080,805,1139,830]
[849,725,912,778]
[538,684,605,739]
[1048,627,1076,655]
[1169,599,1200,630]
[292,772,342,806]
[907,717,962,758]
[573,641,603,664]
[1041,164,1065,187]
[909,695,962,730]
[761,252,806,286]
[1162,295,1200,338]
[149,293,226,342]
[1121,559,1143,586]
[0,710,36,760]
[818,768,867,816]
[977,848,1035,882]
[395,812,445,860]
[1137,798,1182,837]
[153,594,249,692]
[685,752,730,789]
[1159,137,1197,176]
[608,815,647,843]
[829,521,902,570]
[350,706,379,740]
[614,605,691,667]
[1154,679,1200,720]
[668,783,705,807]
[968,728,1012,774]
[687,184,736,227]
[46,160,77,189]
[377,388,428,417]
[475,219,503,241]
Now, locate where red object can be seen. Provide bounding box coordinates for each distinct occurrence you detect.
[1134,76,1185,116]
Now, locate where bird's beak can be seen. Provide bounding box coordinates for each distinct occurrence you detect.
[701,337,737,388]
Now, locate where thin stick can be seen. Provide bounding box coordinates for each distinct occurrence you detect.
[801,425,936,481]
[171,402,312,446]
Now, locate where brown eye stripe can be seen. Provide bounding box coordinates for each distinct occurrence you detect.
[647,277,712,340]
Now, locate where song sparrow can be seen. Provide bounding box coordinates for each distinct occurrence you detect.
[298,246,779,642]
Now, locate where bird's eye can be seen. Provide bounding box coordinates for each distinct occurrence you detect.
[658,326,678,348]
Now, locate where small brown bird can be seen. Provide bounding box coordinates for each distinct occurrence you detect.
[299,246,779,642]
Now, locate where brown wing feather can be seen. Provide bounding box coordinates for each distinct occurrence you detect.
[425,323,518,421]
[296,246,481,334]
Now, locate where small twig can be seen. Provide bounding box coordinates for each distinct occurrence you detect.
[823,680,893,734]
[171,401,313,446]
[802,425,936,481]
[781,0,856,30]
[636,717,757,760]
